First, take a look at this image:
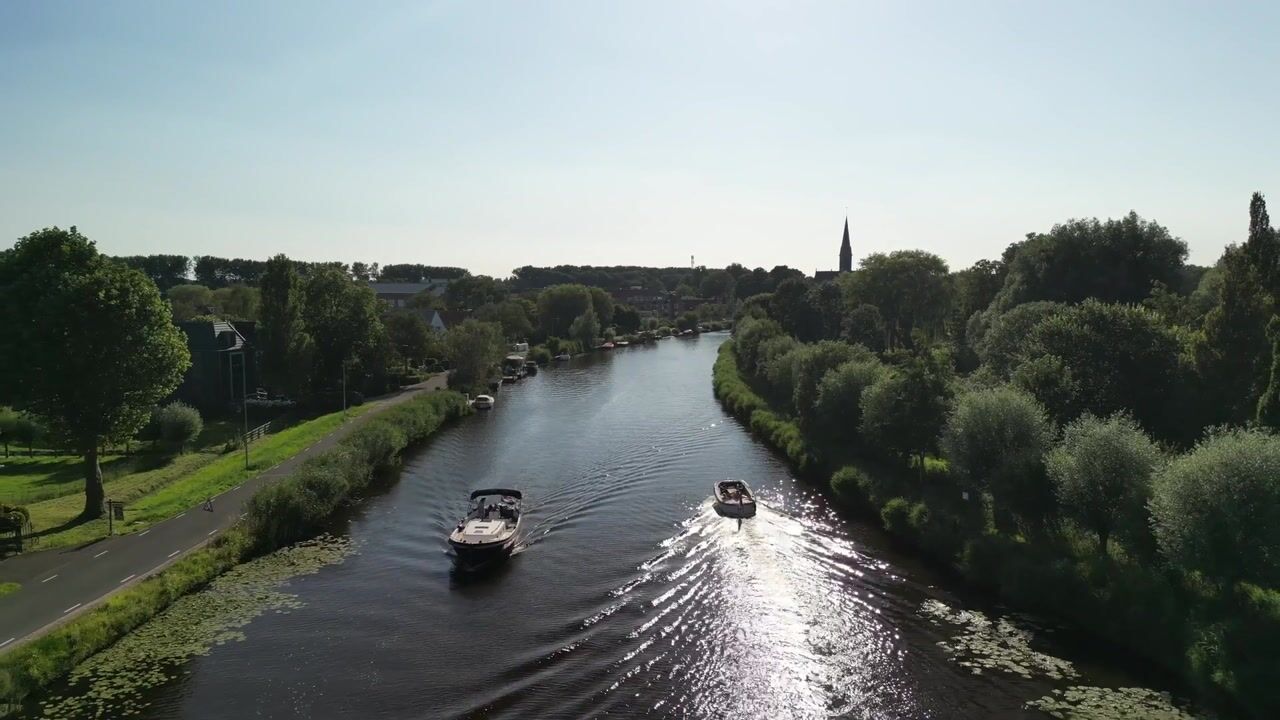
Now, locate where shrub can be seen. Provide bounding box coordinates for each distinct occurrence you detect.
[732,316,784,375]
[940,385,1055,533]
[880,497,913,536]
[1046,414,1163,555]
[153,402,203,451]
[830,466,871,508]
[1150,427,1280,588]
[529,346,552,365]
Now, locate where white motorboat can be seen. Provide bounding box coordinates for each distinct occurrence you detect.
[449,488,523,566]
[713,480,757,519]
[471,394,495,410]
[553,353,571,361]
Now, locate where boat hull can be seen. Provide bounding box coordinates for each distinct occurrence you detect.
[712,481,757,519]
[449,535,517,568]
[713,500,757,519]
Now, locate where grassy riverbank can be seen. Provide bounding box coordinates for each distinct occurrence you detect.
[0,407,375,553]
[712,341,1279,719]
[0,391,470,712]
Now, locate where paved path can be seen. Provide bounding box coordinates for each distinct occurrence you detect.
[0,375,448,653]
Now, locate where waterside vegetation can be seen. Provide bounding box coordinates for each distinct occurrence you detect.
[715,194,1280,718]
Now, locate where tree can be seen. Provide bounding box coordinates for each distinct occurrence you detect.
[842,250,951,350]
[537,284,593,338]
[1150,428,1280,588]
[940,386,1055,533]
[1259,317,1280,429]
[972,301,1064,376]
[791,341,869,424]
[676,311,700,332]
[614,305,642,334]
[259,254,313,397]
[475,300,534,341]
[445,275,508,310]
[113,254,192,291]
[379,264,468,281]
[444,320,505,391]
[384,311,433,366]
[860,353,954,467]
[770,278,824,341]
[991,212,1188,311]
[699,270,735,300]
[1019,300,1185,441]
[350,261,377,282]
[302,266,384,391]
[842,304,886,352]
[569,308,601,349]
[732,317,784,375]
[1047,414,1162,554]
[211,284,260,321]
[588,287,615,328]
[1195,247,1274,426]
[813,358,888,440]
[1243,192,1279,299]
[167,284,214,321]
[0,227,190,517]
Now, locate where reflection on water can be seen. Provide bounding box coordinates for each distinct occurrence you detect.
[78,335,1201,720]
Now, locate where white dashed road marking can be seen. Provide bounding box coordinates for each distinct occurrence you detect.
[139,530,150,537]
[0,638,13,649]
[41,575,57,583]
[167,550,180,558]
[207,530,216,537]
[119,574,135,584]
[63,603,81,614]
[93,550,109,559]
[176,512,187,519]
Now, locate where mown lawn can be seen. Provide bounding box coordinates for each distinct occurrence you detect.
[2,408,372,552]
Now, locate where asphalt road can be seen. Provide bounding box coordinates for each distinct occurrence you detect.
[0,375,447,653]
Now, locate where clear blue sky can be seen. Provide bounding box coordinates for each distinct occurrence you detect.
[2,1,1277,277]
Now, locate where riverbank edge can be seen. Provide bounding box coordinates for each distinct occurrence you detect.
[711,341,1269,719]
[0,391,471,713]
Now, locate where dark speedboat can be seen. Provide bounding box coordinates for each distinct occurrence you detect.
[713,480,757,519]
[449,488,523,567]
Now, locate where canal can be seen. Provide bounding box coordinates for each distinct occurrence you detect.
[68,333,1201,719]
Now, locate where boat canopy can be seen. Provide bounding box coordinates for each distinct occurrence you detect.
[470,488,523,500]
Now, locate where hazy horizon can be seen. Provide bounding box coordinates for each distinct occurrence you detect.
[3,1,1278,277]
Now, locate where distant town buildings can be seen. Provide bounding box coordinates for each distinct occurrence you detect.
[814,217,854,282]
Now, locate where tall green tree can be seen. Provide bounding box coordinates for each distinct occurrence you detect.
[990,212,1187,311]
[537,284,594,338]
[167,283,214,321]
[860,352,954,468]
[302,266,384,391]
[0,228,190,517]
[475,300,534,341]
[1047,414,1163,555]
[588,287,615,327]
[1194,247,1273,426]
[384,311,434,366]
[444,320,506,391]
[211,284,260,321]
[1150,428,1280,588]
[569,308,601,349]
[444,275,508,311]
[1244,192,1279,299]
[259,254,314,397]
[842,250,951,350]
[940,385,1055,533]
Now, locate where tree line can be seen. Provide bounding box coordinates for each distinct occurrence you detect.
[724,192,1280,717]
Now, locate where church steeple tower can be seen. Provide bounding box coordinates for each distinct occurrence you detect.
[839,217,852,272]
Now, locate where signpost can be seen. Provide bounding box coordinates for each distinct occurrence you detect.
[106,500,125,534]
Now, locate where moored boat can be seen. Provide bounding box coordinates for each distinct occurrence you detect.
[471,394,495,409]
[553,353,571,361]
[712,480,757,518]
[524,360,538,376]
[449,488,523,567]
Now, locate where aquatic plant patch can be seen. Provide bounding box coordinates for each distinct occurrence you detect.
[31,535,353,719]
[919,599,1077,680]
[1026,686,1202,719]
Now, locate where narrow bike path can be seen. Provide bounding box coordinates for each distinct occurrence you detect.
[0,376,447,653]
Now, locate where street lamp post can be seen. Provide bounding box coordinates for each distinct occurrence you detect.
[232,351,249,469]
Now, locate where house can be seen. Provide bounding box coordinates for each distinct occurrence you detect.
[173,320,260,413]
[368,279,451,309]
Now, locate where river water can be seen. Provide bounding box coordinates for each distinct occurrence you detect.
[111,334,1200,719]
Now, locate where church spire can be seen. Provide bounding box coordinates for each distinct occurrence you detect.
[839,216,852,272]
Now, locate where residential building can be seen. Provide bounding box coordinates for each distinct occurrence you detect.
[368,279,450,309]
[173,320,260,413]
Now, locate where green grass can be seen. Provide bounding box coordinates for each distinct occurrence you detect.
[128,404,373,524]
[1,455,130,506]
[0,582,18,599]
[7,410,373,552]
